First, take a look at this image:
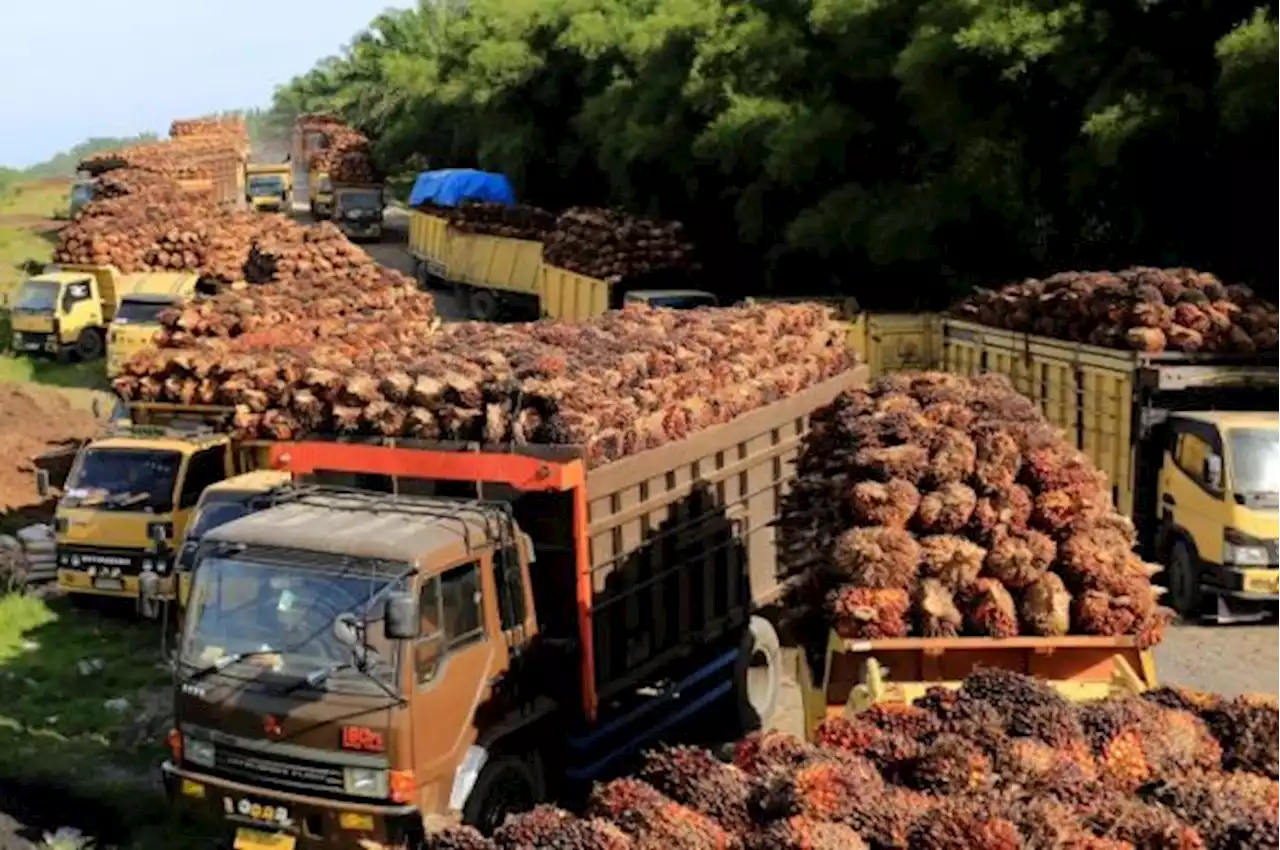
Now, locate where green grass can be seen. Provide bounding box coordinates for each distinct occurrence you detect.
[0,594,168,778]
[0,180,69,220]
[0,218,54,298]
[0,593,217,848]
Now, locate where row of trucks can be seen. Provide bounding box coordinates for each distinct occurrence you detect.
[5,264,199,366]
[288,124,386,240]
[407,169,720,322]
[33,317,1277,847]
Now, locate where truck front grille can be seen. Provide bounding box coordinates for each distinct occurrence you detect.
[215,746,347,795]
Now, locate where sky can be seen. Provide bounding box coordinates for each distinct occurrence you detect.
[0,0,412,168]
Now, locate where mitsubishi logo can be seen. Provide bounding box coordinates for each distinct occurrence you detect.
[263,715,283,739]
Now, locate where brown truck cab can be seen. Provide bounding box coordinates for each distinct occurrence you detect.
[162,368,864,848]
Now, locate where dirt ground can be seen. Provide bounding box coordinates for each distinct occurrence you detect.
[0,383,99,517]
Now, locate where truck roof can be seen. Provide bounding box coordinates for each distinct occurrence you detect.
[203,490,490,567]
[202,470,292,495]
[89,432,228,453]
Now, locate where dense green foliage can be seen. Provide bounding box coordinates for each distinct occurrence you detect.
[287,1,1269,304]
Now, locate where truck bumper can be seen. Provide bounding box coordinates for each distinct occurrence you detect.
[162,762,425,850]
[56,568,176,601]
[10,331,60,355]
[1200,562,1280,600]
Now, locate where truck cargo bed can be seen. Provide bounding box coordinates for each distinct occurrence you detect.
[240,365,869,719]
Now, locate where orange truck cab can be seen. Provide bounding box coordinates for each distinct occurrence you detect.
[161,367,865,848]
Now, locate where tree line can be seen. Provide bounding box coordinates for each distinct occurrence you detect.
[269,0,1278,308]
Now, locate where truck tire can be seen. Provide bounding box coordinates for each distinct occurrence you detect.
[462,755,541,836]
[1167,538,1203,617]
[469,289,501,321]
[732,615,781,734]
[75,329,104,361]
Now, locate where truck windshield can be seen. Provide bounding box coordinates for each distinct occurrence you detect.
[248,175,285,196]
[13,280,58,312]
[115,299,173,325]
[338,192,381,211]
[180,555,403,691]
[1230,428,1280,495]
[63,448,181,512]
[69,182,94,210]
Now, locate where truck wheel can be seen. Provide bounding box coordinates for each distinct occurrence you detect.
[75,329,104,361]
[462,755,541,836]
[469,290,501,321]
[1166,539,1203,617]
[733,615,781,733]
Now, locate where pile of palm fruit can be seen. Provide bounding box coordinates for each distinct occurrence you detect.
[112,303,855,462]
[951,267,1278,353]
[777,372,1171,646]
[428,669,1278,850]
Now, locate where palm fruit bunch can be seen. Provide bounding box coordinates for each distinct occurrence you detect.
[425,669,1274,850]
[113,302,856,465]
[951,266,1278,353]
[778,371,1172,645]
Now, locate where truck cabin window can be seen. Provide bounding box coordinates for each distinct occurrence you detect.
[415,560,484,684]
[181,556,405,691]
[63,448,181,512]
[115,298,173,325]
[1230,429,1280,498]
[61,282,90,313]
[248,175,286,196]
[317,176,333,193]
[13,280,58,312]
[70,183,94,207]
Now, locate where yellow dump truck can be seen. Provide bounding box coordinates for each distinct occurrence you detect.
[106,273,200,378]
[7,264,159,361]
[309,169,333,219]
[244,162,292,212]
[40,404,281,611]
[852,315,1279,622]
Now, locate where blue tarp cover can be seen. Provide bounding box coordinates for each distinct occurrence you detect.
[408,169,516,208]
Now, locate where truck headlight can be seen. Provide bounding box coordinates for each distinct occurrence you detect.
[343,767,388,798]
[142,560,155,572]
[186,738,216,769]
[1224,528,1273,566]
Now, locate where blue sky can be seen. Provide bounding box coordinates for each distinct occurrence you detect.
[0,0,411,168]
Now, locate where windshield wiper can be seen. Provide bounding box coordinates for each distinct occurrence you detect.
[183,648,283,682]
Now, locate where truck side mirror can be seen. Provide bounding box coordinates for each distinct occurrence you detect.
[1204,455,1223,491]
[384,592,421,640]
[92,398,102,419]
[35,469,50,499]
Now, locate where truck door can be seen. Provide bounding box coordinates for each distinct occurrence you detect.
[60,280,100,345]
[1160,423,1226,565]
[409,557,507,808]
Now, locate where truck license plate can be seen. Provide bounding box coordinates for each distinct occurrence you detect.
[1244,572,1279,595]
[234,829,296,850]
[93,577,124,591]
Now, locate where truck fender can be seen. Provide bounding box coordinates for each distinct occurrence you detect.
[448,745,489,812]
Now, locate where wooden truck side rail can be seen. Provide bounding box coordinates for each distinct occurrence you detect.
[798,631,1158,740]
